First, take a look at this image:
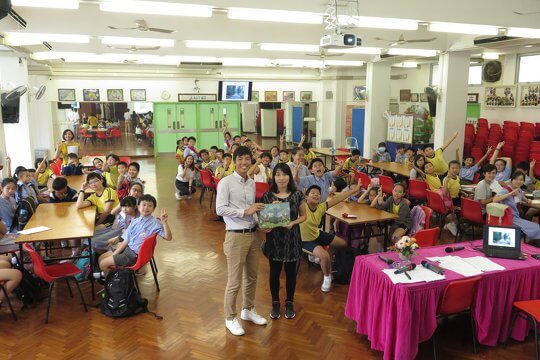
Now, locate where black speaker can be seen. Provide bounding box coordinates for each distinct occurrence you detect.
[0,0,12,20]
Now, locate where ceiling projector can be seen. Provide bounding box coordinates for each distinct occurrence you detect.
[320,33,361,49]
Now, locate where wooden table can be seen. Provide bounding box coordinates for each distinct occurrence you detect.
[326,201,399,250]
[312,147,350,170]
[368,162,411,177]
[16,203,97,297]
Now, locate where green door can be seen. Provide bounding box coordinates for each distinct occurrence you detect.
[154,103,179,153]
[220,103,240,134]
[198,103,222,149]
[175,103,198,143]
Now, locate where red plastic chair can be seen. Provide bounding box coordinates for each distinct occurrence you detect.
[378,175,394,195]
[460,198,485,240]
[96,131,109,145]
[506,300,540,359]
[408,179,428,203]
[354,171,371,190]
[472,172,480,184]
[81,129,94,144]
[119,156,131,164]
[119,234,160,293]
[431,277,482,358]
[255,182,270,201]
[50,162,62,176]
[413,228,438,247]
[23,243,88,323]
[420,205,433,229]
[110,129,122,144]
[426,190,453,239]
[486,206,514,226]
[199,169,217,208]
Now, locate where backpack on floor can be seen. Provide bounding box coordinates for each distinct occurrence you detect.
[74,249,91,281]
[332,247,358,285]
[11,184,38,231]
[100,268,149,318]
[13,266,43,307]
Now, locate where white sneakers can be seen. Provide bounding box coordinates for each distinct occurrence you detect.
[226,308,268,336]
[445,222,458,236]
[225,318,245,336]
[174,192,182,200]
[308,254,321,265]
[321,275,332,293]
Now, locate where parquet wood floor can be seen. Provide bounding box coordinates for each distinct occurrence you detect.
[0,155,537,360]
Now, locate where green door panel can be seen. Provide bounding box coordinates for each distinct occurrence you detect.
[154,103,179,153]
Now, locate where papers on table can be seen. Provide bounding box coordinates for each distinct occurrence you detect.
[426,255,505,277]
[18,226,52,235]
[0,234,17,245]
[383,267,446,284]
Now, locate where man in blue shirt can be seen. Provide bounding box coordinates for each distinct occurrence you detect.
[98,194,171,275]
[296,158,343,201]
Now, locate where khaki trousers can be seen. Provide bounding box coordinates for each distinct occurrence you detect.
[223,231,259,320]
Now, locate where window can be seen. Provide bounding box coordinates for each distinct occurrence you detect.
[430,63,482,86]
[518,54,540,83]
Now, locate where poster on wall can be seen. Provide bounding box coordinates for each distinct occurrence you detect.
[353,86,366,101]
[265,91,278,102]
[107,89,124,101]
[300,91,312,102]
[130,89,146,101]
[400,89,411,102]
[410,93,419,102]
[251,91,259,102]
[484,86,516,107]
[83,89,100,101]
[519,84,540,107]
[282,91,295,101]
[58,89,76,101]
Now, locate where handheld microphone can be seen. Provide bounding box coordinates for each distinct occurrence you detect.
[445,246,465,253]
[394,263,416,274]
[378,255,394,265]
[421,260,445,275]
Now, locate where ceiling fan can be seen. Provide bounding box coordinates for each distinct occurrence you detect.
[122,59,138,64]
[107,45,160,52]
[305,49,343,58]
[107,19,176,34]
[375,34,437,47]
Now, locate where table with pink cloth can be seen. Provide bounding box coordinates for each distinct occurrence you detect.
[345,241,540,360]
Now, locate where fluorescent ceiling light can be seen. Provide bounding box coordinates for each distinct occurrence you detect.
[275,59,323,68]
[228,7,322,24]
[482,53,499,60]
[5,32,90,46]
[185,40,251,50]
[101,36,174,47]
[328,47,381,55]
[222,58,272,67]
[338,15,418,31]
[428,22,499,35]
[100,1,212,17]
[387,48,438,57]
[325,60,364,67]
[12,0,79,9]
[507,27,540,39]
[260,43,320,52]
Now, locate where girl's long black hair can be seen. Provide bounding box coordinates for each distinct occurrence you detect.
[270,162,297,194]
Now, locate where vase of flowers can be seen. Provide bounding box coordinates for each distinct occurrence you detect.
[394,236,419,261]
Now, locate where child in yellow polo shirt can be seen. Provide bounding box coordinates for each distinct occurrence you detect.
[34,157,56,190]
[423,131,458,176]
[215,153,234,179]
[442,160,461,236]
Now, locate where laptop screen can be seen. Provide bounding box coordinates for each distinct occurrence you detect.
[483,225,520,251]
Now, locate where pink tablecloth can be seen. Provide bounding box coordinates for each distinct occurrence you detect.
[345,241,540,360]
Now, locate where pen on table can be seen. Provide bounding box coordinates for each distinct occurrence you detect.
[404,271,411,280]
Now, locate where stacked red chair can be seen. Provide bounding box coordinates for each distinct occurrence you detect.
[514,122,534,164]
[535,123,540,139]
[464,124,475,157]
[487,123,502,154]
[501,121,519,158]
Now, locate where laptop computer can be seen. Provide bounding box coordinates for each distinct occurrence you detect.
[482,225,525,260]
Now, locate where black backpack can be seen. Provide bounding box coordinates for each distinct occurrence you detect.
[12,183,38,231]
[100,269,149,318]
[13,266,43,307]
[332,247,358,284]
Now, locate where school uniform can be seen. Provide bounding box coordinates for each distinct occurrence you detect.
[113,215,165,266]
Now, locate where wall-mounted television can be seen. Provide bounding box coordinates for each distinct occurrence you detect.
[218,80,252,102]
[1,93,20,123]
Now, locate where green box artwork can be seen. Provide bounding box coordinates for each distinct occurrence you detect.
[258,202,291,229]
[406,104,434,144]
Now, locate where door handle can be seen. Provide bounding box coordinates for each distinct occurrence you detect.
[179,109,185,128]
[177,121,181,129]
[167,108,172,128]
[210,108,214,128]
[173,121,176,130]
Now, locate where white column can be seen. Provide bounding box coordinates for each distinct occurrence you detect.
[435,51,469,159]
[365,62,391,157]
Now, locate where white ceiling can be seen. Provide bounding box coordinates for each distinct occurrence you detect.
[1,0,540,67]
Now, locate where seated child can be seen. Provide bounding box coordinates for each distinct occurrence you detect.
[269,146,280,169]
[342,149,362,174]
[372,142,391,163]
[0,178,17,232]
[215,153,234,180]
[61,153,83,176]
[442,160,461,236]
[279,150,290,164]
[297,158,344,202]
[373,183,412,244]
[300,182,360,292]
[49,177,78,203]
[176,138,185,164]
[458,147,491,184]
[423,131,458,176]
[508,161,533,190]
[209,146,218,161]
[199,149,218,173]
[175,155,196,200]
[405,147,415,166]
[14,166,46,204]
[34,157,55,190]
[250,152,273,183]
[414,162,442,191]
[302,143,316,166]
[92,195,138,252]
[98,194,172,275]
[102,154,120,188]
[83,157,105,175]
[394,144,407,164]
[76,172,120,227]
[409,155,425,180]
[288,147,310,178]
[115,161,129,185]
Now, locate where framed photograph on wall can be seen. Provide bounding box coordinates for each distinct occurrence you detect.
[300,91,312,102]
[251,91,259,102]
[282,91,295,101]
[467,93,479,103]
[265,91,278,102]
[410,93,419,102]
[420,93,428,102]
[107,89,124,101]
[519,84,540,107]
[58,89,76,101]
[400,89,411,102]
[130,89,146,101]
[353,86,366,101]
[484,86,516,107]
[83,89,100,101]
